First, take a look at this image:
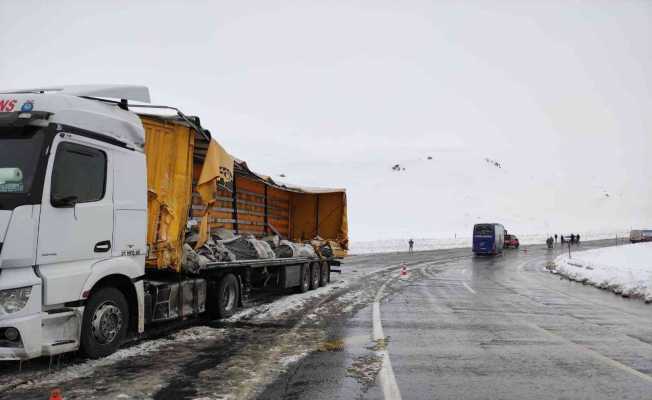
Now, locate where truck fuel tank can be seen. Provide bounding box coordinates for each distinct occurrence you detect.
[144,279,207,324]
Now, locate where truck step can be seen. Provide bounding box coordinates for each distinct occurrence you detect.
[41,310,81,356]
[42,340,79,356]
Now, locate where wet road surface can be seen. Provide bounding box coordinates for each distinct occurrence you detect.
[260,240,652,400]
[2,240,651,399]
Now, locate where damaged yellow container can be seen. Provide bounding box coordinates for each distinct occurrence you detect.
[141,115,348,272]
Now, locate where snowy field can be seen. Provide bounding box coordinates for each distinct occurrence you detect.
[552,242,652,301]
[350,231,627,255]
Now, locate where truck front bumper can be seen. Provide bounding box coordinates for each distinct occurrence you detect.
[0,311,43,360]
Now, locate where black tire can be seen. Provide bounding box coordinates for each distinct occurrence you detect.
[319,262,329,287]
[215,274,240,318]
[309,262,320,290]
[299,263,310,293]
[80,287,129,359]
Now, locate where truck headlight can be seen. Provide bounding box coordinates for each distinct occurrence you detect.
[0,287,32,316]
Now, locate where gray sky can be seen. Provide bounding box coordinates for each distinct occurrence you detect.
[1,1,650,240]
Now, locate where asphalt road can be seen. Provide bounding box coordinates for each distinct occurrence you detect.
[260,240,652,400]
[2,240,651,399]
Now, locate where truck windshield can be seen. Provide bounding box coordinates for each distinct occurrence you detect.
[0,126,49,209]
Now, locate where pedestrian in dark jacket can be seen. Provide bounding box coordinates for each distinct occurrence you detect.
[554,234,558,243]
[561,235,565,244]
[546,237,554,249]
[408,239,414,255]
[570,234,575,244]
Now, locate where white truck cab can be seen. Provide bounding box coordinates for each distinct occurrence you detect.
[0,85,149,359]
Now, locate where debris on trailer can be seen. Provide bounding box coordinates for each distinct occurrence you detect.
[262,235,281,249]
[198,240,236,262]
[309,237,347,258]
[181,244,209,274]
[316,242,334,258]
[275,240,318,258]
[223,235,276,259]
[213,228,236,240]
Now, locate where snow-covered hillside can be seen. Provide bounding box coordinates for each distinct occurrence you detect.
[264,146,644,244]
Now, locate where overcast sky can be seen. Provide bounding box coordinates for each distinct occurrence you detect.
[1,1,650,241]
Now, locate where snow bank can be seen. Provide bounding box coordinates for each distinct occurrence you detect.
[552,242,652,301]
[350,231,625,255]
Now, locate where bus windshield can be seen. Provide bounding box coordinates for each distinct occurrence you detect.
[474,224,494,236]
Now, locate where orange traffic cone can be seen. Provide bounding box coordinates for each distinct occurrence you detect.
[400,263,408,277]
[49,388,63,400]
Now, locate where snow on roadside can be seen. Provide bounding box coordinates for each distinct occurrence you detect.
[552,242,652,301]
[3,260,401,392]
[2,326,227,391]
[226,261,397,322]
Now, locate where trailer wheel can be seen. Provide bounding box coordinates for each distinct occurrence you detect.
[319,262,329,287]
[326,262,331,283]
[213,274,240,318]
[299,264,310,293]
[80,287,129,359]
[309,262,320,290]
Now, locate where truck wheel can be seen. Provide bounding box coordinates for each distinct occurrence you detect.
[80,287,129,359]
[310,262,320,290]
[215,274,240,318]
[299,264,310,293]
[319,262,329,287]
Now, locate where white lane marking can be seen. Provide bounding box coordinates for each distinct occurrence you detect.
[531,324,652,384]
[462,282,477,295]
[373,278,403,400]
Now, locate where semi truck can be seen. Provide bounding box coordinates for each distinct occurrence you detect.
[0,85,348,360]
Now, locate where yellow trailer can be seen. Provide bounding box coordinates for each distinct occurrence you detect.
[140,115,348,272]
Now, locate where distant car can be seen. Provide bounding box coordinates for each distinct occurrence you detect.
[630,230,652,243]
[504,234,520,248]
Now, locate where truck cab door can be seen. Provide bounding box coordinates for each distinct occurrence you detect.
[37,135,114,305]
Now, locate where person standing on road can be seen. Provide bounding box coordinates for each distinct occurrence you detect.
[408,239,414,255]
[561,235,565,244]
[577,234,580,245]
[554,234,558,243]
[570,233,575,244]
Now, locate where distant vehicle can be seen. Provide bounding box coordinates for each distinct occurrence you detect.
[630,230,652,243]
[504,234,520,248]
[473,223,505,255]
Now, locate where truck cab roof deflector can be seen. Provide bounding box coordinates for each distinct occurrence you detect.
[0,84,151,103]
